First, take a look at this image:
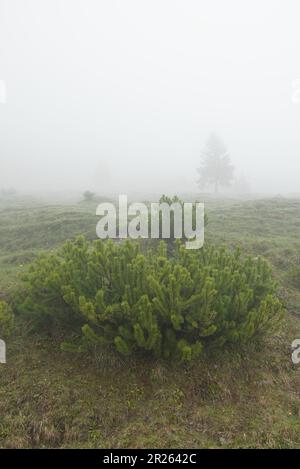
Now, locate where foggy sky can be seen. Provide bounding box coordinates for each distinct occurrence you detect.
[0,0,300,195]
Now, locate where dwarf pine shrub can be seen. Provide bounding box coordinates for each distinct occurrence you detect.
[19,237,284,361]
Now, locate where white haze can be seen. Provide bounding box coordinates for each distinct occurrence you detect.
[0,0,300,196]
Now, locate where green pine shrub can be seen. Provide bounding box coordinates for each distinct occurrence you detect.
[18,236,284,361]
[0,301,15,338]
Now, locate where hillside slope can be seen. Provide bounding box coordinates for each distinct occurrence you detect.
[1,196,300,448]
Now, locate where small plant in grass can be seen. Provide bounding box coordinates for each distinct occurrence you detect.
[18,237,284,361]
[82,191,96,202]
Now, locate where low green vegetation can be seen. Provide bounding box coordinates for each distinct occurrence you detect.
[19,237,283,361]
[0,301,14,338]
[288,264,300,290]
[0,195,300,448]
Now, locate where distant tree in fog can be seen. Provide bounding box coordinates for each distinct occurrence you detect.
[197,134,234,194]
[0,188,17,199]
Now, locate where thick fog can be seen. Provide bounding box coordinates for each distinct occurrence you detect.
[0,0,300,196]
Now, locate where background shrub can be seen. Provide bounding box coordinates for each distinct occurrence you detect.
[18,237,284,361]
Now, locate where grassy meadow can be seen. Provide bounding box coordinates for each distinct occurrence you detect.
[1,195,300,448]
